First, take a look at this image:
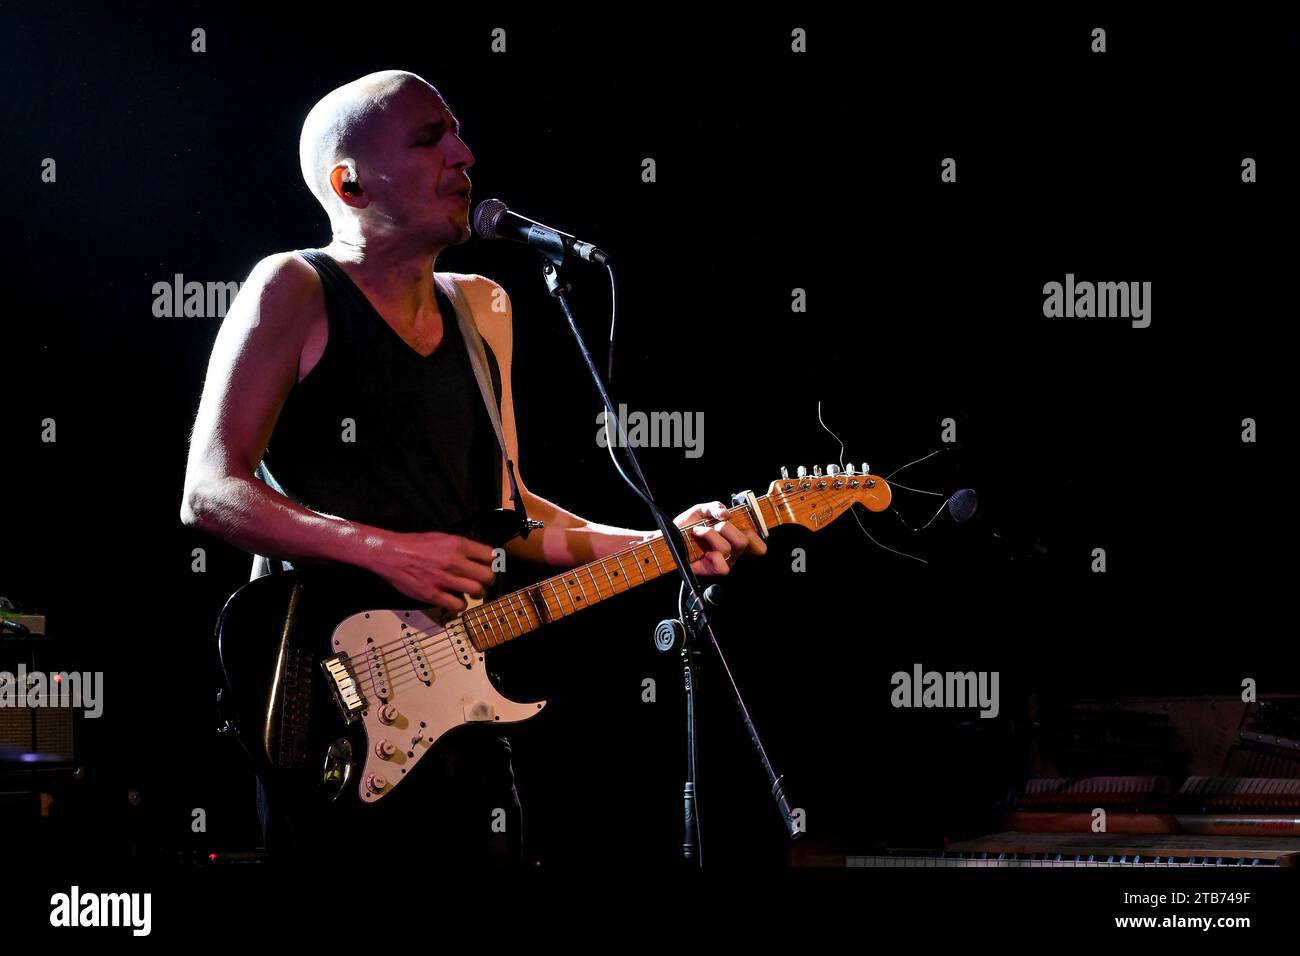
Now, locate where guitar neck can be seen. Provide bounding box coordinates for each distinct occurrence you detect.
[459,494,783,651]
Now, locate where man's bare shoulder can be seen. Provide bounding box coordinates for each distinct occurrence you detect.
[239,250,324,320]
[443,271,513,355]
[210,251,327,384]
[442,272,510,312]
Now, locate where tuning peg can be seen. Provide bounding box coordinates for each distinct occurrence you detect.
[845,463,856,475]
[860,462,870,474]
[812,465,823,478]
[826,464,840,476]
[780,466,789,480]
[796,465,807,479]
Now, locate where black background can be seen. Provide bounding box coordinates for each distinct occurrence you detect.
[1,4,1294,901]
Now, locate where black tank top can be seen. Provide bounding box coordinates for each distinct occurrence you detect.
[254,249,502,575]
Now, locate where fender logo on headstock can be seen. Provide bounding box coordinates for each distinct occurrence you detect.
[765,467,892,533]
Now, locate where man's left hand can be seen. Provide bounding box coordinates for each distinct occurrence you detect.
[672,500,768,577]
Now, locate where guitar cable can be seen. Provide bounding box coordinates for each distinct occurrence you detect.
[815,401,935,564]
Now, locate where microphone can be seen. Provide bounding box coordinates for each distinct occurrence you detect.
[472,199,610,265]
[947,488,978,523]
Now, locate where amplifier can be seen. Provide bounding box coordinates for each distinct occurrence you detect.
[0,613,46,636]
[0,708,74,762]
[0,624,74,765]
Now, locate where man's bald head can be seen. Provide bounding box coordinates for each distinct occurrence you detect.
[298,70,437,210]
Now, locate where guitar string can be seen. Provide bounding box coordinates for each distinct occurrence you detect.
[340,503,770,697]
[339,496,806,696]
[340,529,716,696]
[346,480,887,696]
[348,476,872,669]
[344,531,714,696]
[344,483,878,697]
[340,510,739,665]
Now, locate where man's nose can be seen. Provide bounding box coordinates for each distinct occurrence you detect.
[451,135,475,170]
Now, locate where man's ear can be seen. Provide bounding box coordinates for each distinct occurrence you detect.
[330,163,364,200]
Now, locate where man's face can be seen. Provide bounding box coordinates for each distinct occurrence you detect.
[357,83,476,244]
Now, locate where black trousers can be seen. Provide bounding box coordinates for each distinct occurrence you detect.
[257,727,524,866]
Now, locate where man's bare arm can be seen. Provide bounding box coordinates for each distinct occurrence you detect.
[505,489,649,565]
[506,487,765,577]
[180,253,366,561]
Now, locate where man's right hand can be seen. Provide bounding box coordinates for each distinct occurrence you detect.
[365,530,498,611]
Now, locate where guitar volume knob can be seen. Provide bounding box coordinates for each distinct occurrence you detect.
[375,739,397,759]
[379,704,399,725]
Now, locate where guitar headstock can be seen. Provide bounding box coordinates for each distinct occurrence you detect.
[766,464,892,532]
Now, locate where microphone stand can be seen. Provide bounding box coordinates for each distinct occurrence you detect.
[536,253,801,864]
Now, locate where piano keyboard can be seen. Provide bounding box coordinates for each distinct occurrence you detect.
[850,852,1284,867]
[1182,776,1300,810]
[852,831,1298,867]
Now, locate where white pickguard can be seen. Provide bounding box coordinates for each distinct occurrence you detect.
[326,596,546,803]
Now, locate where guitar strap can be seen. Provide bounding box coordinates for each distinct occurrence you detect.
[434,272,538,540]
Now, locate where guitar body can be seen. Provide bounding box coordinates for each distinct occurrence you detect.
[215,563,547,833]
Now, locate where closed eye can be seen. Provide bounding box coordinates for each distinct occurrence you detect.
[412,117,459,147]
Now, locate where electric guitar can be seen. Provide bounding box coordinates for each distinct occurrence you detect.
[215,467,891,815]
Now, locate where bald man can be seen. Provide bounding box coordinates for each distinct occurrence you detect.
[181,71,765,864]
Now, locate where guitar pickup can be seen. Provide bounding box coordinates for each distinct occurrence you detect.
[321,653,368,723]
[404,633,434,686]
